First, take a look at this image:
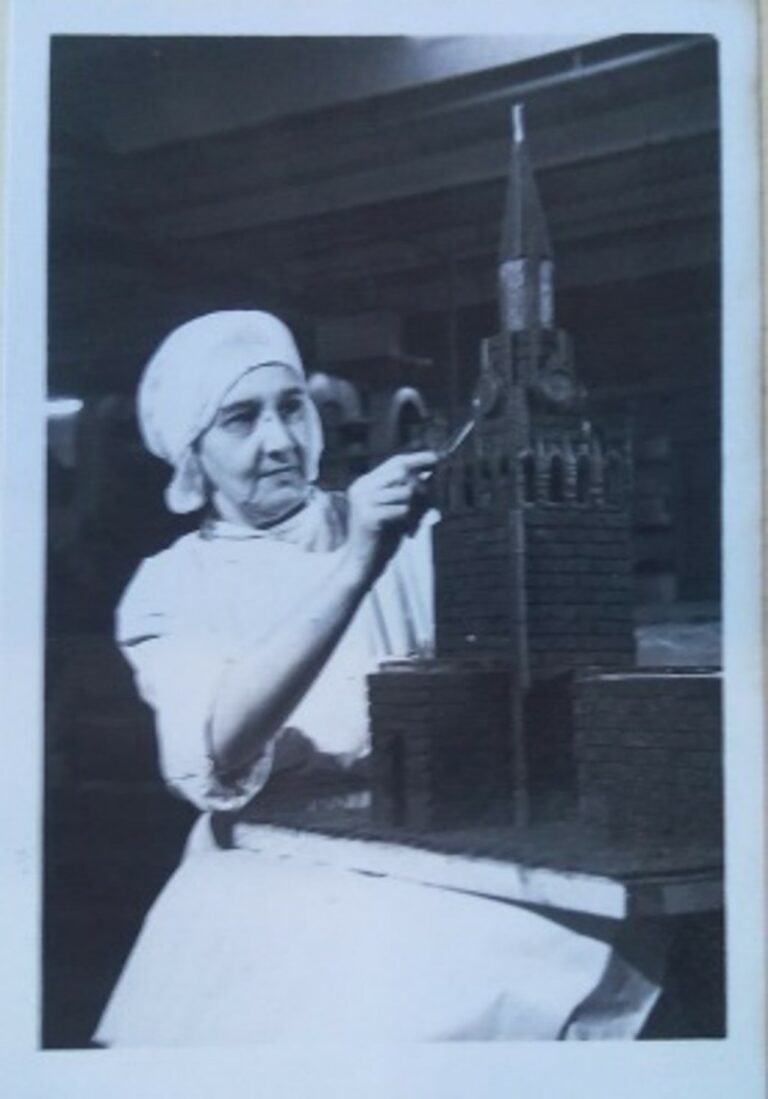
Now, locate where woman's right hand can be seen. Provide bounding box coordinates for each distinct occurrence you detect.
[344,451,437,583]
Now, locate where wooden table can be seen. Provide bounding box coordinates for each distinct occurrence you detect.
[234,810,723,919]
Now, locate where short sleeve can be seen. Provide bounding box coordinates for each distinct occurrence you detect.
[116,548,276,813]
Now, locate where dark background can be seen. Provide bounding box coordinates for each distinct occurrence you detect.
[45,34,721,1047]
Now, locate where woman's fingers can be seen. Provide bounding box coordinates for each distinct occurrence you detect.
[347,450,436,562]
[371,451,438,488]
[372,484,419,506]
[396,450,438,475]
[356,496,411,523]
[353,457,436,504]
[373,503,412,523]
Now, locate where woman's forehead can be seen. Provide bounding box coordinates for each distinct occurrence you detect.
[218,362,304,407]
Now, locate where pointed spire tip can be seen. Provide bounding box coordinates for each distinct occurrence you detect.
[512,103,525,144]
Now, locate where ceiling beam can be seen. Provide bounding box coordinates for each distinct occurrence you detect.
[129,84,716,242]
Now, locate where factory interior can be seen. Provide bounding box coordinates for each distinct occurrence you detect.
[45,34,722,1047]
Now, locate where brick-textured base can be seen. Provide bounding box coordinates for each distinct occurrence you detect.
[368,659,516,829]
[369,664,723,851]
[524,673,578,818]
[573,670,722,848]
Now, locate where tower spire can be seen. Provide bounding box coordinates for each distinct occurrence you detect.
[498,103,554,332]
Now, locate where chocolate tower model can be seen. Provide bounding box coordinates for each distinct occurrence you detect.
[368,103,722,855]
[369,104,632,829]
[433,104,634,679]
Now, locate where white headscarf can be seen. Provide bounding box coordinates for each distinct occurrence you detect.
[137,311,324,513]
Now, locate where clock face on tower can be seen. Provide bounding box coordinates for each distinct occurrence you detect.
[538,366,576,406]
[529,331,580,409]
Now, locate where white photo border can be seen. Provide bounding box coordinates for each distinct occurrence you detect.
[0,1,763,1096]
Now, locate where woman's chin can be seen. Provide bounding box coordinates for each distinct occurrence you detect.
[242,488,311,528]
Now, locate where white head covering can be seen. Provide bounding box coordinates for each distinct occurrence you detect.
[137,311,324,513]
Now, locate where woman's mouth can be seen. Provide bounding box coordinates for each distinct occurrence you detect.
[258,465,299,479]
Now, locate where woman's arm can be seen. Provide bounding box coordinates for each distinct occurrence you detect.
[208,450,436,775]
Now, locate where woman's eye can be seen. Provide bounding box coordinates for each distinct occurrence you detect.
[279,396,305,420]
[220,411,255,433]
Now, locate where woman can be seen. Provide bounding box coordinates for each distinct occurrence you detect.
[95,311,659,1044]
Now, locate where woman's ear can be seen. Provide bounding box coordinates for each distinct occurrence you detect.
[165,448,209,514]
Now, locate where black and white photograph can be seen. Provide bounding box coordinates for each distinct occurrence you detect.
[0,1,764,1096]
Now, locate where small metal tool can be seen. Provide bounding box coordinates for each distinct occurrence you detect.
[439,416,476,461]
[415,414,476,492]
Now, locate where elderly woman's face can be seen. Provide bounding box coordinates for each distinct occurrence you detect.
[196,364,313,526]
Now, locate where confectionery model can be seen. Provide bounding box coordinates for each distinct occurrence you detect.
[368,105,721,854]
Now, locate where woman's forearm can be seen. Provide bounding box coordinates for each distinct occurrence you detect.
[209,450,437,776]
[208,548,372,774]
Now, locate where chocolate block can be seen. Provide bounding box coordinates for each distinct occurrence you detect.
[369,659,517,829]
[572,671,723,852]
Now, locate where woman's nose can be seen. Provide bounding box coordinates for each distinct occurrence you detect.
[256,411,293,454]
